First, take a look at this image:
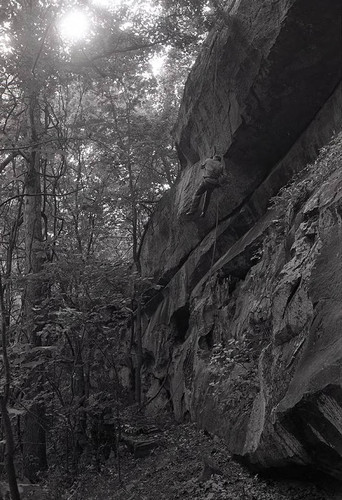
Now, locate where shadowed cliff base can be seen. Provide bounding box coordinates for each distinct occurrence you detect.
[50,420,342,499]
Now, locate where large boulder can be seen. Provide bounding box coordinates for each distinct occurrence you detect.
[138,0,342,480]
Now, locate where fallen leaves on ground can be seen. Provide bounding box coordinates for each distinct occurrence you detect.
[59,420,339,500]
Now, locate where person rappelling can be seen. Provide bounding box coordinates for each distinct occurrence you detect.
[185,154,225,217]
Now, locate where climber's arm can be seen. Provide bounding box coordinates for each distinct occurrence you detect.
[219,165,229,185]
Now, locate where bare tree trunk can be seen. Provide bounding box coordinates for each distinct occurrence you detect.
[134,298,143,406]
[0,274,21,500]
[21,90,48,482]
[0,398,21,500]
[126,104,141,274]
[71,335,87,471]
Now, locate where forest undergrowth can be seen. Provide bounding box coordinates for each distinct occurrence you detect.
[42,416,340,500]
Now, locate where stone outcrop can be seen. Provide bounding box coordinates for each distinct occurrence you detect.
[140,0,342,285]
[185,145,342,478]
[137,0,342,480]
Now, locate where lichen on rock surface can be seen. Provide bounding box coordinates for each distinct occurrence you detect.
[137,0,342,481]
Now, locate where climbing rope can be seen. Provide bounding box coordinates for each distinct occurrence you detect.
[209,195,220,280]
[212,35,219,156]
[208,34,222,278]
[211,0,237,155]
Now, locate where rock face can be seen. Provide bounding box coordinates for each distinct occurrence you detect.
[140,0,342,285]
[184,147,342,479]
[137,0,342,480]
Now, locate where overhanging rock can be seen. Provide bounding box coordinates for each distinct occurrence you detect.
[140,0,342,286]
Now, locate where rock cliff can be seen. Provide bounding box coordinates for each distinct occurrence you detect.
[137,0,342,480]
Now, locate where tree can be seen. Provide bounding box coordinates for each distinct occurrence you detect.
[0,0,216,488]
[0,272,20,500]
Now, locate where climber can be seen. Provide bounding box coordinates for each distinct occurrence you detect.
[186,154,225,217]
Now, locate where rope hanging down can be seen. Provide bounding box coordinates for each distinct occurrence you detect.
[212,35,219,156]
[211,0,238,155]
[209,195,220,279]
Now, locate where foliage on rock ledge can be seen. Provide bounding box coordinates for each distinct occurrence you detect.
[270,132,342,224]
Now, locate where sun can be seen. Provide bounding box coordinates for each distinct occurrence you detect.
[58,10,90,43]
[150,54,166,76]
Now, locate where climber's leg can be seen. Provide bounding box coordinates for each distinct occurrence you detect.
[186,182,207,215]
[200,185,215,217]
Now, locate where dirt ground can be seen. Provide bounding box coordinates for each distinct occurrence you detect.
[58,417,342,500]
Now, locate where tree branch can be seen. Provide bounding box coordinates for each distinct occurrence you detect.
[0,153,18,174]
[0,189,84,209]
[66,36,170,69]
